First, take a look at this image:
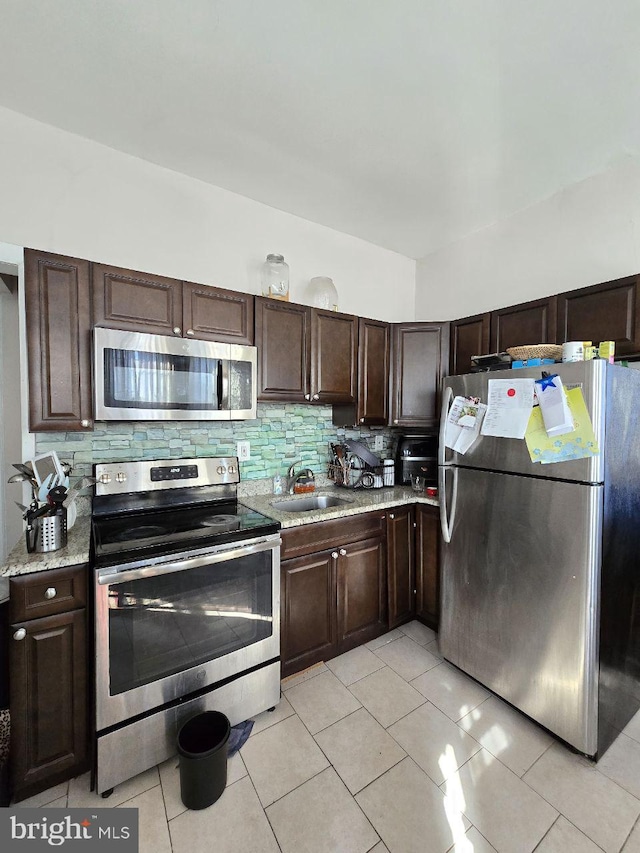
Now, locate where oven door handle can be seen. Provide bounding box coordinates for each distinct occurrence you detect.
[96,536,281,585]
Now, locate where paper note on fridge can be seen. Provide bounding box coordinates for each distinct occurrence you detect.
[480,378,535,439]
[444,396,487,454]
[534,374,574,437]
[525,387,599,464]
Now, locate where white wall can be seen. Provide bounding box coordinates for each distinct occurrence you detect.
[415,157,640,321]
[0,243,27,557]
[0,106,415,322]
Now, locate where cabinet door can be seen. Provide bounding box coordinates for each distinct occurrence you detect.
[311,309,358,404]
[182,282,254,344]
[10,609,88,799]
[450,314,490,376]
[387,507,415,629]
[337,536,386,653]
[333,317,390,426]
[491,296,557,352]
[556,275,640,356]
[415,505,440,628]
[255,298,310,402]
[391,323,449,427]
[24,249,93,432]
[92,263,183,336]
[281,551,336,677]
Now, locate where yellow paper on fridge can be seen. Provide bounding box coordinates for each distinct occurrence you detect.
[525,387,599,464]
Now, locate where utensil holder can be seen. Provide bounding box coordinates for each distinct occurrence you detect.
[26,513,67,553]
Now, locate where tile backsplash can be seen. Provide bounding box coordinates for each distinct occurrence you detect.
[35,404,397,484]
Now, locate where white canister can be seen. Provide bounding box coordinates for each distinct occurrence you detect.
[383,459,395,487]
[562,341,584,362]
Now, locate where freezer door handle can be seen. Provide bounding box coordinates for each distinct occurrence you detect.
[439,464,458,543]
[438,385,455,466]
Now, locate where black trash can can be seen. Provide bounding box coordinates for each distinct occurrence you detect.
[177,711,230,810]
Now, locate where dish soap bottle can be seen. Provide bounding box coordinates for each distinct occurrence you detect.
[272,473,284,495]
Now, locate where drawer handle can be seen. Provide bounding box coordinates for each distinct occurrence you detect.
[13,628,26,641]
[339,548,347,556]
[331,551,339,560]
[44,587,57,600]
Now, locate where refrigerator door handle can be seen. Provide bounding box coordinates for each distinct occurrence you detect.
[439,464,458,543]
[438,385,455,466]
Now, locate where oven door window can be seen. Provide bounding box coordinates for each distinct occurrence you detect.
[104,348,222,411]
[107,551,273,696]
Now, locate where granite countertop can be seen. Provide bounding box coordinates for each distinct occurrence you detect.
[1,516,92,578]
[240,485,439,529]
[0,486,438,577]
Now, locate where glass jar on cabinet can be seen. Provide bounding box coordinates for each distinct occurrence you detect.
[261,254,290,301]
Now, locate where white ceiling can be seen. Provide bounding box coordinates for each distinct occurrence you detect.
[2,0,640,259]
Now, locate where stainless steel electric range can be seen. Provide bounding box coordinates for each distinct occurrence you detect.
[91,457,281,795]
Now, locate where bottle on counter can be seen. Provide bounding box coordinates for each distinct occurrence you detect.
[272,473,284,495]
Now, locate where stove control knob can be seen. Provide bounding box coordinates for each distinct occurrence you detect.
[228,464,236,474]
[216,465,226,475]
[99,473,112,485]
[116,472,127,483]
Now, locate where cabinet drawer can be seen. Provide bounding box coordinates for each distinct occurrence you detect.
[281,511,386,560]
[9,564,88,622]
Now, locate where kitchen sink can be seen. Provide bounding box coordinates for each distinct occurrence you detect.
[271,495,352,513]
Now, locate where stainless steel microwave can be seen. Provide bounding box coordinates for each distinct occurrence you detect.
[94,327,257,421]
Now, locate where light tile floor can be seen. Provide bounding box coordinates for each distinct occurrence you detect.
[16,621,640,853]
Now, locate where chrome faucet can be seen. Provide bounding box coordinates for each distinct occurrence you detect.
[286,460,302,494]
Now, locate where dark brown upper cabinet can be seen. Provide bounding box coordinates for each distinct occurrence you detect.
[556,275,640,356]
[391,323,449,428]
[182,281,254,345]
[256,298,357,404]
[311,308,358,404]
[449,313,490,376]
[333,316,389,426]
[93,264,254,344]
[24,249,93,432]
[491,296,557,352]
[92,263,183,336]
[255,298,310,402]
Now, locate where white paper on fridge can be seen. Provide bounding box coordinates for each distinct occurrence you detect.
[480,378,535,439]
[534,374,574,437]
[444,396,487,454]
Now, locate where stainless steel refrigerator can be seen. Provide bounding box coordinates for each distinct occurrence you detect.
[438,359,640,757]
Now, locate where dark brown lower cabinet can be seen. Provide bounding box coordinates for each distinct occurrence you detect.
[280,551,336,677]
[280,511,386,677]
[9,565,89,802]
[336,536,386,653]
[415,504,440,628]
[386,506,415,629]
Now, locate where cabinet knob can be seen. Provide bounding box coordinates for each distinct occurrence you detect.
[44,587,57,600]
[186,329,195,336]
[339,548,347,556]
[394,419,399,424]
[13,628,26,641]
[313,394,320,401]
[331,551,339,559]
[305,394,311,400]
[80,419,91,428]
[360,418,365,423]
[173,327,181,335]
[389,513,395,519]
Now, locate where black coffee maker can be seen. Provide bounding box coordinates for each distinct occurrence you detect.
[394,433,438,487]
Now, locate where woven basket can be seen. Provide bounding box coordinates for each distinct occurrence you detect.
[506,344,563,361]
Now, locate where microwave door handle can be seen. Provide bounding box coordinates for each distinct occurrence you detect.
[219,360,230,410]
[439,465,458,544]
